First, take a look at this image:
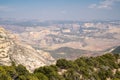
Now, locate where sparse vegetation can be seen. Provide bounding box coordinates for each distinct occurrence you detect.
[0,53,120,80]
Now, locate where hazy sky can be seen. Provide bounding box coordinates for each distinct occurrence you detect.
[0,0,120,20]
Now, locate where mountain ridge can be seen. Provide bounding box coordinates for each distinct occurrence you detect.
[0,27,55,72]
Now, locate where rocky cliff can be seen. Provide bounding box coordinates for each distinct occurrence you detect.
[0,27,55,72]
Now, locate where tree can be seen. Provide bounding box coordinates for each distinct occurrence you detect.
[15,64,29,76]
[63,68,80,80]
[26,74,39,80]
[48,72,65,80]
[0,66,12,80]
[75,57,87,67]
[34,66,55,76]
[34,66,64,80]
[115,70,120,79]
[56,59,76,69]
[34,73,48,80]
[3,66,17,79]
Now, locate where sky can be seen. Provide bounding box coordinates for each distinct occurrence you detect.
[0,0,120,21]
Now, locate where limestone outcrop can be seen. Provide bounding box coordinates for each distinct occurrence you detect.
[0,27,55,72]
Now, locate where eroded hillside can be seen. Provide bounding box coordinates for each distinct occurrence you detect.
[1,20,120,59]
[0,27,55,72]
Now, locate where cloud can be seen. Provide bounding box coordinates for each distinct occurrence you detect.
[89,4,97,8]
[61,10,67,14]
[89,0,120,9]
[0,6,13,12]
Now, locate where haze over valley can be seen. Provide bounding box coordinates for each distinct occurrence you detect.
[0,19,120,59]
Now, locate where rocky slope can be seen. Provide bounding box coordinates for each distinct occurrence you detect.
[112,46,120,54]
[0,27,55,72]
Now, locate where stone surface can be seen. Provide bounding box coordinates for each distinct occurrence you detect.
[0,27,55,72]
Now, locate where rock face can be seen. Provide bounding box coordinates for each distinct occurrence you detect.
[0,27,55,72]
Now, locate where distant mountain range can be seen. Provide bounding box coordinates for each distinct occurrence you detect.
[0,20,120,61]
